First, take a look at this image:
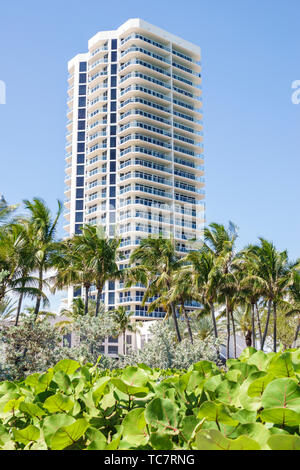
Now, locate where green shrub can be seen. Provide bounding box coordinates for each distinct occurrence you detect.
[0,348,299,450]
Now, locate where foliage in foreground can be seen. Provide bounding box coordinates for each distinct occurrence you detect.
[0,348,300,450]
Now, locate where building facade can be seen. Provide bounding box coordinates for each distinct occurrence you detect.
[64,18,204,322]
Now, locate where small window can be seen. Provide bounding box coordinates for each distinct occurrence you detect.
[108,345,118,354]
[79,73,87,83]
[79,62,87,72]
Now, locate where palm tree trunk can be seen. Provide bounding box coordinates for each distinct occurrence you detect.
[95,283,104,317]
[210,302,218,339]
[226,297,230,359]
[123,331,126,355]
[230,310,237,359]
[33,267,43,322]
[261,300,272,350]
[273,302,277,353]
[251,303,256,349]
[15,291,24,326]
[255,302,263,348]
[170,302,181,342]
[181,301,193,344]
[84,284,90,315]
[293,319,300,347]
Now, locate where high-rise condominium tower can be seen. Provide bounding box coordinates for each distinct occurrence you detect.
[64,18,204,320]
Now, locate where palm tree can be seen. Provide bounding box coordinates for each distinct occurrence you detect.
[245,239,295,352]
[129,236,182,342]
[111,306,140,354]
[0,298,17,323]
[72,225,121,316]
[0,196,18,226]
[23,198,62,322]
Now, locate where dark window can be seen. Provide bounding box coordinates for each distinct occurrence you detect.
[75,212,83,222]
[110,186,116,197]
[126,335,132,345]
[77,143,85,152]
[77,132,85,141]
[110,137,116,148]
[110,125,116,136]
[110,174,116,185]
[79,73,87,83]
[108,345,118,354]
[78,120,85,130]
[79,85,86,95]
[76,165,84,176]
[111,64,117,75]
[111,51,117,62]
[76,188,84,198]
[110,149,116,160]
[110,162,116,172]
[74,286,82,297]
[79,62,87,72]
[110,113,116,124]
[108,292,115,305]
[109,199,116,209]
[78,97,86,107]
[78,108,86,119]
[76,177,84,187]
[108,336,118,343]
[108,281,115,291]
[77,154,85,164]
[111,88,116,100]
[76,200,84,210]
[111,39,117,49]
[110,101,116,112]
[75,224,83,234]
[99,346,105,353]
[111,76,116,87]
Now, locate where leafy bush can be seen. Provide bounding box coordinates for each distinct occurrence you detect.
[119,320,220,369]
[0,348,299,450]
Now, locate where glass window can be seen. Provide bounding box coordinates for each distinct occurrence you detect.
[111,64,117,75]
[78,120,85,130]
[109,212,116,223]
[111,88,116,100]
[77,131,85,141]
[110,186,116,197]
[76,200,83,210]
[78,97,86,107]
[79,85,86,95]
[79,62,87,72]
[111,51,117,62]
[108,345,118,354]
[76,177,84,187]
[108,292,115,305]
[110,174,116,185]
[110,101,116,112]
[109,199,116,209]
[110,113,116,123]
[110,137,116,148]
[75,224,83,234]
[73,286,81,297]
[75,212,83,222]
[77,143,85,152]
[76,165,84,176]
[110,149,116,160]
[111,76,116,87]
[76,188,84,198]
[78,108,86,119]
[108,281,115,291]
[79,73,87,83]
[111,39,117,50]
[110,162,116,172]
[110,125,116,136]
[77,154,85,164]
[108,336,118,343]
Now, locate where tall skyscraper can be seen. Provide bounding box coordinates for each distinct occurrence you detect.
[64,18,204,319]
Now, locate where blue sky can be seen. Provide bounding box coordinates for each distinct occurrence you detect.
[0,0,300,266]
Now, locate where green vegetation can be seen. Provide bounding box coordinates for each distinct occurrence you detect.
[0,350,299,450]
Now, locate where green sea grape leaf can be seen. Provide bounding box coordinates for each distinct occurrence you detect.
[50,418,89,450]
[247,373,274,397]
[197,402,239,426]
[43,393,74,413]
[268,353,295,378]
[54,359,80,376]
[145,398,179,433]
[121,408,149,445]
[261,378,300,412]
[150,432,173,450]
[194,429,260,450]
[19,402,45,418]
[43,414,76,446]
[267,434,300,450]
[260,408,300,427]
[13,425,40,445]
